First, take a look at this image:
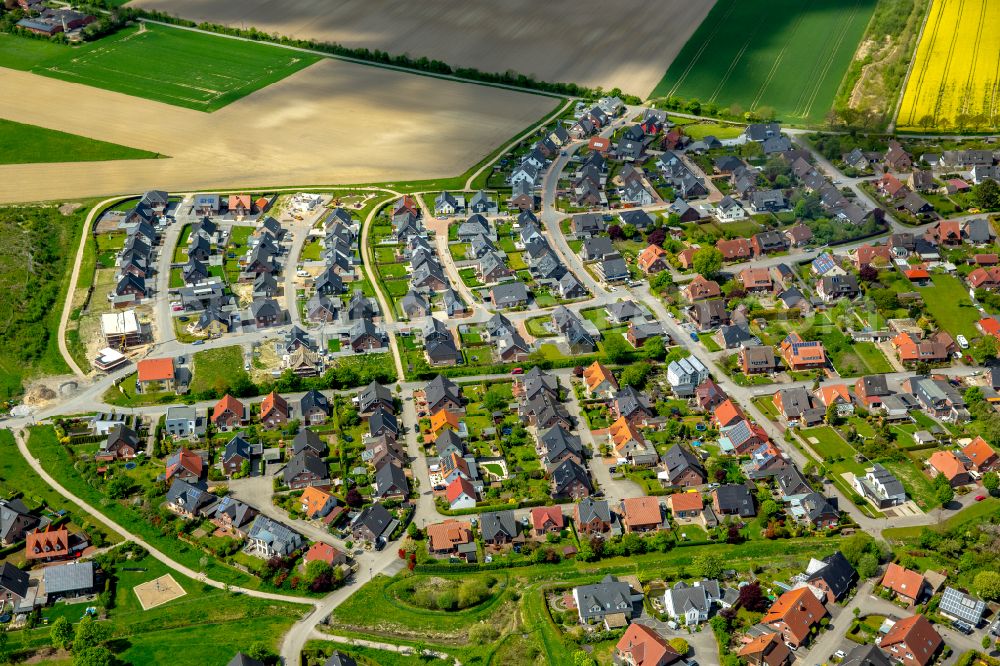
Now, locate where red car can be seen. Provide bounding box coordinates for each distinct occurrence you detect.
[975,495,987,502]
[511,367,524,375]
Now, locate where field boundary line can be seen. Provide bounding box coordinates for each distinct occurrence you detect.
[892,0,939,131]
[664,0,739,99]
[799,0,862,120]
[139,19,569,102]
[931,0,965,123]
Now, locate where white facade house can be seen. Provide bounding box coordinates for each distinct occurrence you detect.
[853,464,906,508]
[663,580,722,625]
[715,196,747,222]
[667,357,710,397]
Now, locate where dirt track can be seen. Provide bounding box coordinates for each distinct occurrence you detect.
[0,59,556,203]
[131,0,715,98]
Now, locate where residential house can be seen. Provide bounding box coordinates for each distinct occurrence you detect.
[615,623,683,666]
[529,506,565,537]
[762,587,828,648]
[480,510,518,546]
[245,516,304,559]
[583,361,618,397]
[961,436,998,472]
[802,551,856,603]
[854,464,906,508]
[667,356,709,397]
[738,633,792,666]
[222,436,259,477]
[740,345,779,375]
[661,444,706,487]
[689,300,729,331]
[97,424,141,461]
[373,461,409,500]
[490,281,530,309]
[573,574,642,625]
[575,498,612,535]
[879,615,942,666]
[666,492,713,529]
[351,504,397,545]
[212,394,246,430]
[781,332,827,370]
[939,586,986,626]
[620,496,664,533]
[928,450,971,486]
[817,274,860,302]
[283,451,330,490]
[663,579,722,625]
[165,447,203,483]
[683,275,721,302]
[712,484,755,518]
[426,519,474,558]
[136,357,175,394]
[164,480,218,520]
[881,563,927,605]
[0,500,37,546]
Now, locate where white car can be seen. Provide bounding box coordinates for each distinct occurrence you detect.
[957,334,969,349]
[296,270,309,277]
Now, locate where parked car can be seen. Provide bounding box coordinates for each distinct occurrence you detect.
[957,334,970,348]
[511,367,524,375]
[689,332,699,342]
[192,340,204,346]
[975,495,987,501]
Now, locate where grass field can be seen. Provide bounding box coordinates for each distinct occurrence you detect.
[0,204,86,398]
[0,24,319,111]
[0,117,159,165]
[897,0,1000,131]
[188,345,245,394]
[652,0,878,124]
[911,274,981,338]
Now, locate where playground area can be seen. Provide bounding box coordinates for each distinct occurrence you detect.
[133,574,187,610]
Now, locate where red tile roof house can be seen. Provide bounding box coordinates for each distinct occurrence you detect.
[780,332,827,371]
[879,615,943,666]
[529,506,564,537]
[426,519,474,557]
[762,587,828,648]
[615,623,683,666]
[962,436,998,472]
[212,394,247,430]
[303,542,347,567]
[928,450,971,486]
[25,526,72,562]
[880,563,927,605]
[854,243,892,269]
[738,632,792,666]
[683,275,721,302]
[666,492,712,528]
[136,357,176,394]
[259,391,289,429]
[165,447,203,483]
[968,266,1000,290]
[717,238,752,262]
[620,496,664,533]
[739,268,773,293]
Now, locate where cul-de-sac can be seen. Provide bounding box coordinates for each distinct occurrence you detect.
[0,1,999,666]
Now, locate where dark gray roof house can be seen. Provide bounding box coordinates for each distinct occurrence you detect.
[840,644,892,666]
[400,289,430,318]
[42,561,95,599]
[805,551,856,601]
[323,652,359,666]
[0,562,29,601]
[574,574,641,622]
[714,484,756,518]
[369,406,399,438]
[245,515,304,558]
[480,509,518,543]
[581,236,615,261]
[662,444,706,485]
[374,461,409,499]
[0,499,38,545]
[358,381,394,415]
[228,654,266,666]
[292,428,328,457]
[490,281,530,309]
[165,479,218,516]
[424,374,461,412]
[352,503,396,543]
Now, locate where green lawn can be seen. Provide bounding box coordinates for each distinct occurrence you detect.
[880,460,938,511]
[909,273,982,339]
[0,203,87,399]
[0,118,160,165]
[798,426,863,472]
[698,332,722,352]
[189,345,246,394]
[651,0,877,124]
[1,24,319,111]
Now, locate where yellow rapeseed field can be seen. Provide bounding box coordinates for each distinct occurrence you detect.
[897,0,1000,131]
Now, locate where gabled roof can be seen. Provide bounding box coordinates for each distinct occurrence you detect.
[881,562,925,599]
[283,451,329,484]
[805,551,856,599]
[615,623,682,666]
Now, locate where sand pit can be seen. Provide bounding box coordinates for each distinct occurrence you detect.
[0,57,557,203]
[130,0,716,98]
[133,574,187,610]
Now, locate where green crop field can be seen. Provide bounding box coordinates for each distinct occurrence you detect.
[0,118,160,164]
[0,24,319,111]
[652,0,877,124]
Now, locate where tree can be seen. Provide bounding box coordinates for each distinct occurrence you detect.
[608,224,624,240]
[646,228,666,247]
[73,647,114,666]
[983,471,999,493]
[840,532,877,568]
[73,616,110,652]
[482,385,509,412]
[737,581,769,612]
[642,337,666,361]
[759,499,779,523]
[857,553,879,579]
[573,652,597,666]
[935,481,954,507]
[51,616,74,650]
[692,247,722,279]
[859,265,878,283]
[694,553,723,579]
[104,475,133,499]
[668,638,689,655]
[649,271,673,294]
[603,334,631,364]
[974,570,1000,602]
[620,362,651,389]
[246,642,276,663]
[974,178,1000,210]
[345,487,363,508]
[971,335,999,365]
